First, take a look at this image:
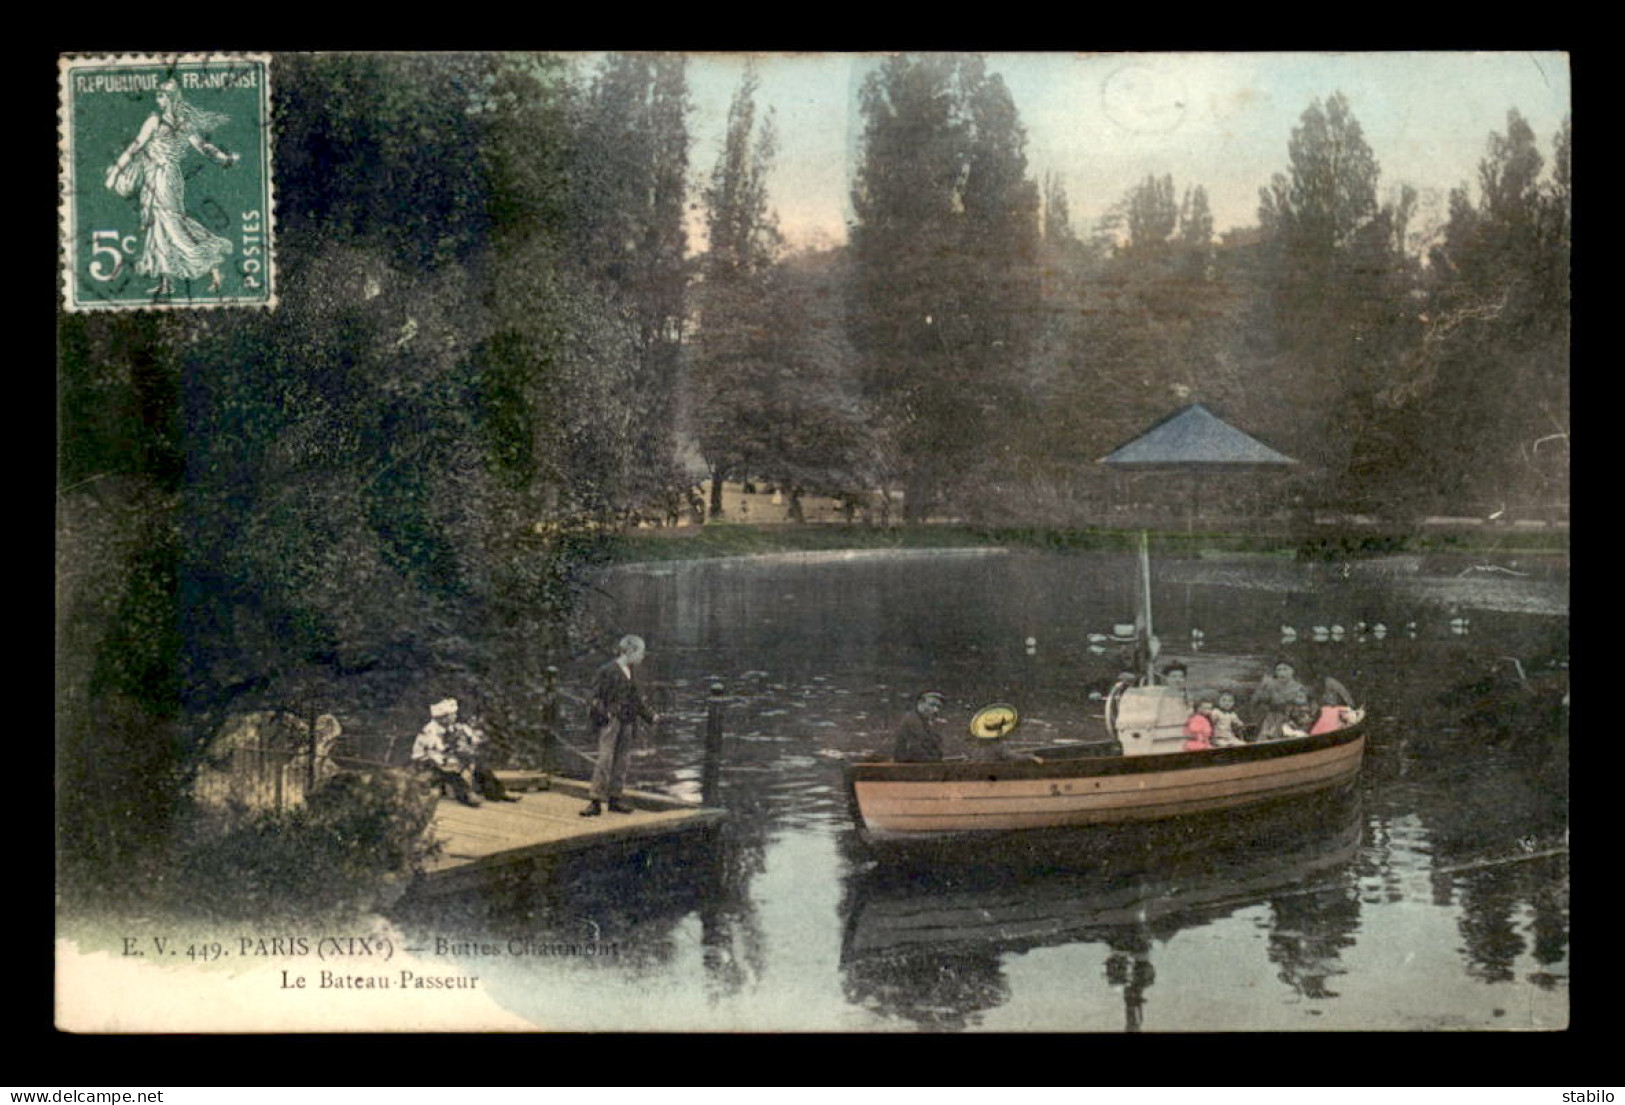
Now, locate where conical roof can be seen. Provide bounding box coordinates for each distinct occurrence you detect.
[1099,404,1296,469]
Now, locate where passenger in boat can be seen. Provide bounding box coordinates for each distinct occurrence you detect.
[1183,698,1216,751]
[1158,662,1191,709]
[1320,675,1357,708]
[1252,661,1308,740]
[411,698,481,807]
[1309,691,1365,735]
[1281,690,1319,739]
[1159,661,1189,693]
[1211,691,1248,747]
[892,690,946,762]
[967,712,1038,764]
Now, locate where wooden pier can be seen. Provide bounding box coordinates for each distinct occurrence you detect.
[410,772,726,897]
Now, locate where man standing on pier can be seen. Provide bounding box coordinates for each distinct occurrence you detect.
[581,635,661,817]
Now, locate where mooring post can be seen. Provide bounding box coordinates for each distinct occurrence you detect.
[702,682,725,805]
[542,665,560,775]
[306,702,318,796]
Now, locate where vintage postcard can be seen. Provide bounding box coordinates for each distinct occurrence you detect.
[55,51,1569,1034]
[59,53,274,312]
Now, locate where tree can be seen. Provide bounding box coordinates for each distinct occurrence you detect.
[55,53,661,903]
[1252,91,1417,499]
[1399,110,1570,513]
[1177,185,1214,270]
[849,54,1041,520]
[1258,92,1380,256]
[568,53,692,517]
[1123,174,1178,255]
[1043,172,1076,247]
[692,66,784,517]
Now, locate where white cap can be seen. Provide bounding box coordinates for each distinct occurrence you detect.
[430,698,458,718]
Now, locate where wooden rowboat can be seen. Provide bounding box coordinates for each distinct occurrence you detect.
[846,723,1364,840]
[845,532,1366,841]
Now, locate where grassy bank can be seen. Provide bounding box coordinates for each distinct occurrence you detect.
[607,522,1571,565]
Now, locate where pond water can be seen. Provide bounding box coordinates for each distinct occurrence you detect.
[396,548,1569,1032]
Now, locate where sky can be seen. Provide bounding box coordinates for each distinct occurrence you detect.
[679,52,1572,251]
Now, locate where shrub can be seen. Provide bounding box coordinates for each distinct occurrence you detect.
[172,768,438,919]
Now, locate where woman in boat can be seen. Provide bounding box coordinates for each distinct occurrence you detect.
[1252,661,1308,741]
[1320,675,1357,708]
[1310,691,1365,735]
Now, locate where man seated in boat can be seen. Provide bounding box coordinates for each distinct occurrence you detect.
[891,690,946,762]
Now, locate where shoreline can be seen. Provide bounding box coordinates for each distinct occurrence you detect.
[603,522,1571,573]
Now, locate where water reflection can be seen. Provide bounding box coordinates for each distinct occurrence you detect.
[1266,883,1360,1001]
[838,794,1364,1031]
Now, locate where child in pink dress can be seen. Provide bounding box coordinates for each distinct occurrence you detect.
[1183,698,1217,751]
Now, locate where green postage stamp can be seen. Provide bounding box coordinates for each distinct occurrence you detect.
[59,53,274,311]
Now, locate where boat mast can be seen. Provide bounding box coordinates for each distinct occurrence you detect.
[1137,528,1156,682]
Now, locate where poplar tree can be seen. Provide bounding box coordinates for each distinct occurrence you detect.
[693,66,782,516]
[849,54,1039,520]
[569,52,691,516]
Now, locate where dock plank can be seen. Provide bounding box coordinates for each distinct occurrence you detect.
[415,779,725,890]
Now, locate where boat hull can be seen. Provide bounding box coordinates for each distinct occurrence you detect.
[847,726,1365,839]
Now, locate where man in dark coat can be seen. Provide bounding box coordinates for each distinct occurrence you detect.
[581,634,661,816]
[892,690,946,762]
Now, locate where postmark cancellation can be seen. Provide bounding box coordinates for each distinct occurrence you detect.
[59,53,275,312]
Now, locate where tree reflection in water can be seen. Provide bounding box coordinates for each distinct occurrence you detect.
[1101,927,1155,1033]
[841,944,1012,1032]
[1360,683,1568,990]
[838,793,1364,1031]
[1265,884,1361,1000]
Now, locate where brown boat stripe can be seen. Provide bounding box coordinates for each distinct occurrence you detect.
[864,760,1358,812]
[848,724,1365,783]
[864,774,1360,825]
[859,751,1359,813]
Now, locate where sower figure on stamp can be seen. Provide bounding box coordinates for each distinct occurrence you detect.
[104,79,240,297]
[581,635,661,817]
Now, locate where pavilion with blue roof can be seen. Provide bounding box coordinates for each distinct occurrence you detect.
[1099,404,1297,527]
[1099,403,1297,470]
